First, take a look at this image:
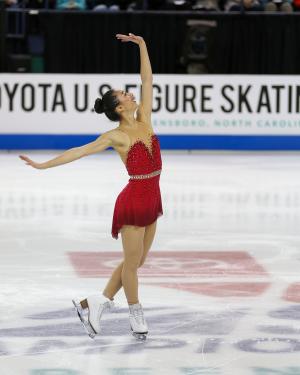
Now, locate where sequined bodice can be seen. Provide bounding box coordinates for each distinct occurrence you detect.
[112,131,163,240]
[121,132,162,176]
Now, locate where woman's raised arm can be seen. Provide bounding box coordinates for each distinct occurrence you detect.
[116,33,153,121]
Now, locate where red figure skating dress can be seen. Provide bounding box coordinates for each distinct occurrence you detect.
[111,130,163,239]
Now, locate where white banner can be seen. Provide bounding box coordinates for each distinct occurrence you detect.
[1,73,300,135]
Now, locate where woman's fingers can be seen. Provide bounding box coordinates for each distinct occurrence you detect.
[116,33,135,37]
[19,155,42,169]
[116,34,129,39]
[19,155,30,162]
[116,33,144,46]
[117,37,131,42]
[19,155,33,163]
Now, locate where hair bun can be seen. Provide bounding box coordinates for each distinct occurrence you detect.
[94,98,105,114]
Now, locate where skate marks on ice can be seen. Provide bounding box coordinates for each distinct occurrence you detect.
[1,303,300,362]
[2,247,300,372]
[2,152,300,373]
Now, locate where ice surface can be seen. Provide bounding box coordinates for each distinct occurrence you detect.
[1,149,300,375]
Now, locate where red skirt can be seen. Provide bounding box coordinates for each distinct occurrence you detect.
[111,175,163,240]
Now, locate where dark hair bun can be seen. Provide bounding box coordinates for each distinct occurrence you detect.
[94,98,105,114]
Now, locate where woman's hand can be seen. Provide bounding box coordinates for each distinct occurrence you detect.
[19,155,45,169]
[116,33,144,46]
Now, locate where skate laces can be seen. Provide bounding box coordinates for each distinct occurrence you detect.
[130,304,145,325]
[100,296,114,309]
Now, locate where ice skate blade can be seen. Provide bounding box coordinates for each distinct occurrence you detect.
[72,299,97,339]
[132,332,147,341]
[130,327,148,341]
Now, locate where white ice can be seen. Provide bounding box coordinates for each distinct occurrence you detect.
[1,149,300,375]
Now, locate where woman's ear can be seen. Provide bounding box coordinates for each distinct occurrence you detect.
[116,105,124,114]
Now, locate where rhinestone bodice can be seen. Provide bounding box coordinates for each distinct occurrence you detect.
[112,129,163,240]
[122,132,162,176]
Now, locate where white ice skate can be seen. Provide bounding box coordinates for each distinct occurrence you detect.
[72,294,114,339]
[129,302,148,340]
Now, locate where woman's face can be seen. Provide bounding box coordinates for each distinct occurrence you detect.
[114,89,138,113]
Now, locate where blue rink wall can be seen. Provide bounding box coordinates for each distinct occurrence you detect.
[1,134,300,151]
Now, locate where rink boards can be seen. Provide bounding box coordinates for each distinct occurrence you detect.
[1,73,300,150]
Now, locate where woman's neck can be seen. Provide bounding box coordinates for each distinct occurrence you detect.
[119,111,138,130]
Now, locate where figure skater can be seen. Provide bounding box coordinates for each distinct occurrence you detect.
[19,33,163,340]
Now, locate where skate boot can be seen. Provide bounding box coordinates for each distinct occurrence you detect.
[129,302,148,340]
[72,294,114,339]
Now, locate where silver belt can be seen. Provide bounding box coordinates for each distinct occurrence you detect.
[129,169,162,180]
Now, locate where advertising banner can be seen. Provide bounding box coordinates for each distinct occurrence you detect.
[1,74,300,149]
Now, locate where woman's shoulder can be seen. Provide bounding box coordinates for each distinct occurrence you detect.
[104,128,130,156]
[104,128,130,149]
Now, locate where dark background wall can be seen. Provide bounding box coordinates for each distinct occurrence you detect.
[40,12,300,74]
[3,11,300,74]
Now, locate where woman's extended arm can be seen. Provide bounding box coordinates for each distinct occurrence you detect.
[19,132,113,170]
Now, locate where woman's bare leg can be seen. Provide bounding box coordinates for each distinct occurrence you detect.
[119,225,145,304]
[80,220,157,308]
[103,220,158,300]
[79,261,123,309]
[139,220,157,267]
[102,260,124,300]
